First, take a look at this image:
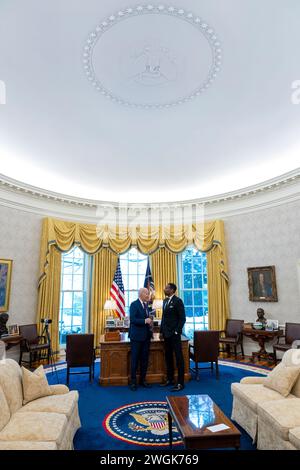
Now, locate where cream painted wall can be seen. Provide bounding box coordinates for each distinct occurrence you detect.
[224,199,300,353]
[0,205,42,326]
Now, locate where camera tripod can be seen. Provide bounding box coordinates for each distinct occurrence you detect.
[41,322,59,383]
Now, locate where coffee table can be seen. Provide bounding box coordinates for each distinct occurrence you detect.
[166,394,241,450]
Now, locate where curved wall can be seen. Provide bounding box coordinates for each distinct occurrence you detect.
[1,190,299,356]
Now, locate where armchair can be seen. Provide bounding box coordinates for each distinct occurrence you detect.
[273,322,300,363]
[189,330,220,380]
[66,334,95,385]
[219,319,244,359]
[19,324,50,368]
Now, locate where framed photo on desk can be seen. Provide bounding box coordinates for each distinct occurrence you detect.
[8,324,19,336]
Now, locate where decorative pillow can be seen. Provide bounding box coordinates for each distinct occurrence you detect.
[263,362,300,397]
[22,365,52,404]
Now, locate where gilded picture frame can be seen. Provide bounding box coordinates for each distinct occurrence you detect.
[247,265,278,302]
[0,259,13,312]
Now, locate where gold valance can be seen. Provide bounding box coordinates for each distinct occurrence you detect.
[39,217,228,285]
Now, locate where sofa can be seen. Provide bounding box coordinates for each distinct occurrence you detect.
[231,349,300,450]
[0,359,81,450]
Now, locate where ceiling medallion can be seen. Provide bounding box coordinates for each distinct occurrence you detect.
[83,4,222,108]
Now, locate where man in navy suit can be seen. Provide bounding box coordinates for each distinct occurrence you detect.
[129,287,153,391]
[160,283,186,391]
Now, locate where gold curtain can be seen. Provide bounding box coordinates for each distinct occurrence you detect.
[37,245,61,356]
[151,248,178,319]
[90,249,118,346]
[37,217,229,347]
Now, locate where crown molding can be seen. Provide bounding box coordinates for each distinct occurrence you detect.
[0,169,299,222]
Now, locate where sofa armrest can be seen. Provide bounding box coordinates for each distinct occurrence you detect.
[240,376,267,384]
[50,384,70,395]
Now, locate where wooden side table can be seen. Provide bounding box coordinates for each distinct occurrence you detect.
[242,328,283,363]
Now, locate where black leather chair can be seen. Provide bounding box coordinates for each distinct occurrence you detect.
[273,323,300,363]
[219,319,244,359]
[189,330,220,380]
[19,324,50,368]
[66,334,95,385]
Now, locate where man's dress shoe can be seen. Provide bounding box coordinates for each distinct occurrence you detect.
[170,384,185,392]
[130,383,137,391]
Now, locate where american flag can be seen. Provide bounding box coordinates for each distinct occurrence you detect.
[110,259,126,319]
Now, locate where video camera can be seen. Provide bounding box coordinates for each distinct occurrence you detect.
[41,318,52,325]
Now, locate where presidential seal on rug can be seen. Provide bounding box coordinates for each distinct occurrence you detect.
[103,401,182,447]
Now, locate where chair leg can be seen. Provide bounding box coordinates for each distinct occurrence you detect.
[234,345,237,359]
[19,350,23,365]
[47,347,50,365]
[216,360,219,380]
[241,342,245,358]
[273,349,277,364]
[29,352,32,369]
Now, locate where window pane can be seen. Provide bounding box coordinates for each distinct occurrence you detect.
[185,306,194,318]
[128,275,138,290]
[192,254,202,273]
[193,274,202,289]
[63,292,73,309]
[193,291,202,306]
[184,323,194,340]
[62,275,72,290]
[62,259,73,275]
[183,274,192,289]
[73,275,83,291]
[183,257,192,274]
[183,291,193,306]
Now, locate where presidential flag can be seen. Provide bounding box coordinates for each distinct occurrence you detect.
[110,259,126,319]
[144,258,155,309]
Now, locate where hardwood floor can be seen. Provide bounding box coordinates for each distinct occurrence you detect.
[219,351,274,369]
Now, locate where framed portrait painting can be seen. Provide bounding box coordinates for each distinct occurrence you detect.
[247,265,278,302]
[0,259,13,312]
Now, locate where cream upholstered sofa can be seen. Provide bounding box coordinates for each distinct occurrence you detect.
[0,359,81,450]
[231,349,300,450]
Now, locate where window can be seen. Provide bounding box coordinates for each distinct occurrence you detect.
[120,248,148,315]
[59,246,89,346]
[178,246,208,339]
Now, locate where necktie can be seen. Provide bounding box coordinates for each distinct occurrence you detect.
[143,302,148,316]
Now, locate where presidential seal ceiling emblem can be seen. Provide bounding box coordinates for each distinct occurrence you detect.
[83,4,222,108]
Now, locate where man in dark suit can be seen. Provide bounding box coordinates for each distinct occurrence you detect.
[129,287,153,391]
[160,283,186,391]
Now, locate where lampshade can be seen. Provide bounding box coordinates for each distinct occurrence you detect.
[152,299,163,309]
[104,299,117,310]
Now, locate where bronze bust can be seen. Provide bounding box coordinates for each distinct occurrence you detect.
[256,308,267,326]
[0,313,9,337]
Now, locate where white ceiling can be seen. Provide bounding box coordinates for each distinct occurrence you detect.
[0,0,299,203]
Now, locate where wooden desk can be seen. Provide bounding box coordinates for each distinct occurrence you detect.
[99,332,191,386]
[242,327,283,362]
[167,394,240,450]
[0,334,22,350]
